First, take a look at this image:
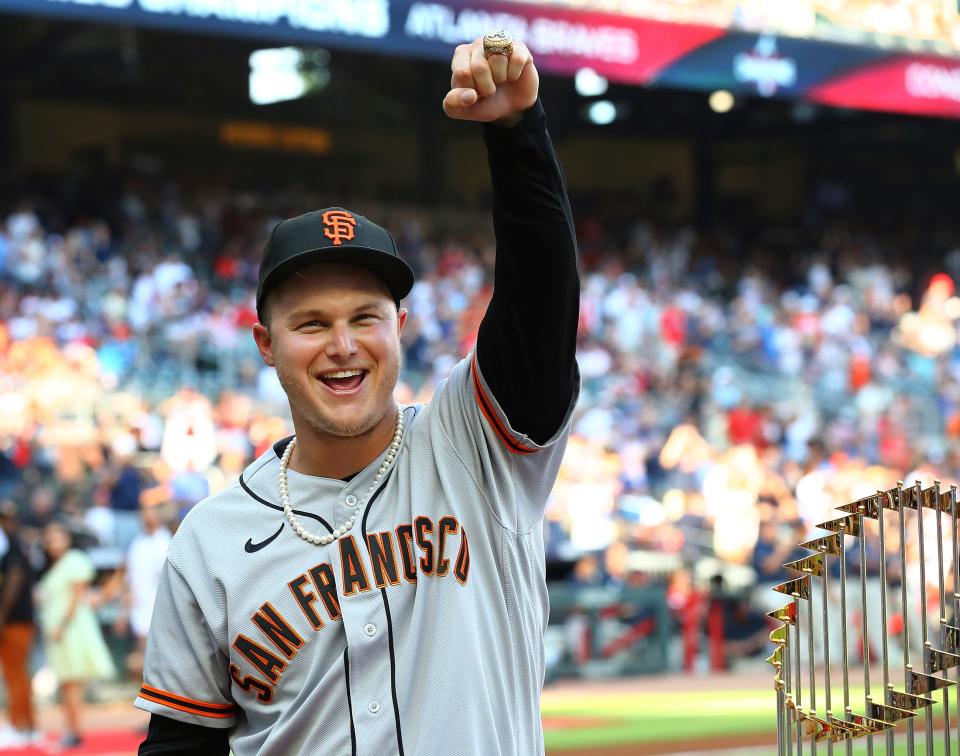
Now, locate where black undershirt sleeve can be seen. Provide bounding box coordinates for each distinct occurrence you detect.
[476,100,580,445]
[138,714,230,756]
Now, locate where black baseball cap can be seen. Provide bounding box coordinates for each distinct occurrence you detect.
[256,207,415,321]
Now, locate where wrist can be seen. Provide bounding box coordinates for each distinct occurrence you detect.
[491,112,525,128]
[489,99,539,128]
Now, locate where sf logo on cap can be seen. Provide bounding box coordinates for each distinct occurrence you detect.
[322,210,357,246]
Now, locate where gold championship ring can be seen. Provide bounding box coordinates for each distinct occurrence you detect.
[483,30,513,58]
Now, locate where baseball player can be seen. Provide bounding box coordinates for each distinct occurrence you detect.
[136,33,580,756]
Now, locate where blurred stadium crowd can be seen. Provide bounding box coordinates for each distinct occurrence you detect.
[2,172,960,686]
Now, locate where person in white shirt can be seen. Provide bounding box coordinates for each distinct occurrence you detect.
[102,503,173,680]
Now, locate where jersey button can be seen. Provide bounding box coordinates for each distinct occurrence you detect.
[363,623,377,637]
[345,495,358,506]
[368,701,381,715]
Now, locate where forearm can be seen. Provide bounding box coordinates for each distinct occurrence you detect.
[477,100,580,444]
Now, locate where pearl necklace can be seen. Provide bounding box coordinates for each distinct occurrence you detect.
[279,406,405,546]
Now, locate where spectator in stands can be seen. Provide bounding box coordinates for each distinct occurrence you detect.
[102,502,172,681]
[84,486,116,549]
[6,176,960,681]
[20,487,57,547]
[666,568,703,673]
[104,434,144,550]
[719,594,774,668]
[568,553,606,588]
[37,521,115,750]
[0,502,39,748]
[0,440,22,500]
[751,507,807,612]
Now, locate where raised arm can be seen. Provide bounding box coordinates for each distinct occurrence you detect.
[444,36,580,446]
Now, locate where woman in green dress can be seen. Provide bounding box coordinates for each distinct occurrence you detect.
[38,522,115,749]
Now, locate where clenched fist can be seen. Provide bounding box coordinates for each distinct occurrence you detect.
[443,36,539,126]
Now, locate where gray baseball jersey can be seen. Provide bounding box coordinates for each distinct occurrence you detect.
[135,351,578,755]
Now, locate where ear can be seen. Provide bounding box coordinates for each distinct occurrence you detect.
[252,323,276,367]
[396,307,408,336]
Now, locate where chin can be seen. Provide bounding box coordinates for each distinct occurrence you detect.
[315,405,384,438]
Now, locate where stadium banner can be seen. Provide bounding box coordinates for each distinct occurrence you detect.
[651,32,889,100]
[3,0,960,119]
[807,55,960,119]
[0,0,725,82]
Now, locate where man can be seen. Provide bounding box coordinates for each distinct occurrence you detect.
[122,504,173,674]
[100,502,173,682]
[104,434,145,550]
[0,501,39,747]
[750,507,803,613]
[136,34,579,756]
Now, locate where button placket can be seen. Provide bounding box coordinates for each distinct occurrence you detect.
[334,543,394,745]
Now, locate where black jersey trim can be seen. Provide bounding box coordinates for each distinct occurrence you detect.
[138,685,237,718]
[381,587,404,756]
[343,648,357,756]
[358,418,407,756]
[272,436,294,458]
[238,473,334,533]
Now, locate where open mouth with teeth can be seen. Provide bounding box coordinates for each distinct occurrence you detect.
[318,369,368,394]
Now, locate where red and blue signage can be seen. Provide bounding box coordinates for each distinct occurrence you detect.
[3,0,960,118]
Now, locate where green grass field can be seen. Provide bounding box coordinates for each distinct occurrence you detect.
[542,682,958,754]
[543,686,776,751]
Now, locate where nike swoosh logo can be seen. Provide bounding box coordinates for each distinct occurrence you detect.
[245,524,285,553]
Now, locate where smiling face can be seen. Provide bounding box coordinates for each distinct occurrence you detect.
[253,263,407,441]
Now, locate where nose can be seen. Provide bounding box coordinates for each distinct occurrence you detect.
[325,321,358,358]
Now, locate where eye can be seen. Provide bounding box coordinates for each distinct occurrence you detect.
[354,313,378,323]
[297,320,325,330]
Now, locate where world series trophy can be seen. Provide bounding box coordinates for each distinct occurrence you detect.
[769,481,960,755]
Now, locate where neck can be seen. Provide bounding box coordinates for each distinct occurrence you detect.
[288,407,398,479]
